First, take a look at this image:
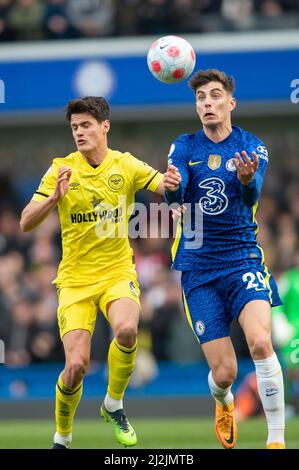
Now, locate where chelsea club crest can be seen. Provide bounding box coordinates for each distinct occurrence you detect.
[195,320,205,336]
[225,159,237,172]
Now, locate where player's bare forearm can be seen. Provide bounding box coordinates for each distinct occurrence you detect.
[20,166,72,231]
[155,180,165,196]
[20,196,59,232]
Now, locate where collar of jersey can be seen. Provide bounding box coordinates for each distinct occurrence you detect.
[78,149,111,173]
[199,125,239,147]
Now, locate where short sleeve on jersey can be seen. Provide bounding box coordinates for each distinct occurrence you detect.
[32,160,59,202]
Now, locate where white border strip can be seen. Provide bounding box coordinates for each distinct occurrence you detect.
[0,31,299,62]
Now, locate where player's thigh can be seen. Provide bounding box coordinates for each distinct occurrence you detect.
[226,266,281,355]
[107,298,140,334]
[181,276,231,345]
[57,287,98,340]
[98,271,141,329]
[62,329,91,367]
[226,265,281,325]
[201,336,237,377]
[238,299,273,357]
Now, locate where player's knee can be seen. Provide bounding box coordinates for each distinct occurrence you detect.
[66,356,89,383]
[213,364,237,388]
[115,324,138,348]
[248,335,272,360]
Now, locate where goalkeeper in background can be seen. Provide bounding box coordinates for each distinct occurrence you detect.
[272,253,299,411]
[20,96,164,449]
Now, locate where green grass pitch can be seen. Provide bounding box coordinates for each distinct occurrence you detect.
[0,417,298,449]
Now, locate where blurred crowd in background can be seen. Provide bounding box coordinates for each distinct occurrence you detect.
[0,0,299,42]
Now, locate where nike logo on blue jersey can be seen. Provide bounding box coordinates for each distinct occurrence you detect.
[188,160,203,166]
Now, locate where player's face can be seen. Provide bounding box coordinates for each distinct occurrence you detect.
[70,113,110,152]
[195,82,236,127]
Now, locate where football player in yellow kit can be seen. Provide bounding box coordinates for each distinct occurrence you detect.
[20,96,165,448]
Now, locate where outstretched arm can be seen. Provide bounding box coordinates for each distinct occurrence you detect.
[232,151,262,207]
[20,166,71,231]
[164,164,186,204]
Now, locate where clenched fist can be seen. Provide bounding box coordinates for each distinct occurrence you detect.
[163,164,182,192]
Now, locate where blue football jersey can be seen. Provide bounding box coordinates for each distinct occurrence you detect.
[166,125,270,279]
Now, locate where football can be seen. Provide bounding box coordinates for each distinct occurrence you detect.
[147,35,196,84]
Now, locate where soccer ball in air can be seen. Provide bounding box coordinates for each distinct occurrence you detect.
[147,35,196,84]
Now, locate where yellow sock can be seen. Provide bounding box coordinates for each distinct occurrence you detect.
[55,373,83,436]
[108,339,137,400]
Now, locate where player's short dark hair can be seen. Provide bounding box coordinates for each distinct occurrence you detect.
[65,96,110,123]
[189,69,235,95]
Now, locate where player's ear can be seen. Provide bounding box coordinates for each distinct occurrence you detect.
[230,97,237,112]
[102,119,110,134]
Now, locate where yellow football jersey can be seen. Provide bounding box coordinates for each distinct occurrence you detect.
[32,149,163,286]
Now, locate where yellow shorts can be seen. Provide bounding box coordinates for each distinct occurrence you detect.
[57,268,140,339]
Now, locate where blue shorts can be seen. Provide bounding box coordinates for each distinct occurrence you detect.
[181,266,282,344]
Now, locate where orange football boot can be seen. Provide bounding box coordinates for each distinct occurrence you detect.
[215,401,237,449]
[267,442,285,449]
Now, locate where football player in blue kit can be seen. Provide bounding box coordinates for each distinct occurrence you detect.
[163,69,285,449]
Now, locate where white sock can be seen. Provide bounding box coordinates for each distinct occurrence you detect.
[254,352,285,445]
[208,371,234,406]
[54,431,72,448]
[104,393,123,412]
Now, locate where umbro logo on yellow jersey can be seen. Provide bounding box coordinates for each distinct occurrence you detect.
[188,160,203,166]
